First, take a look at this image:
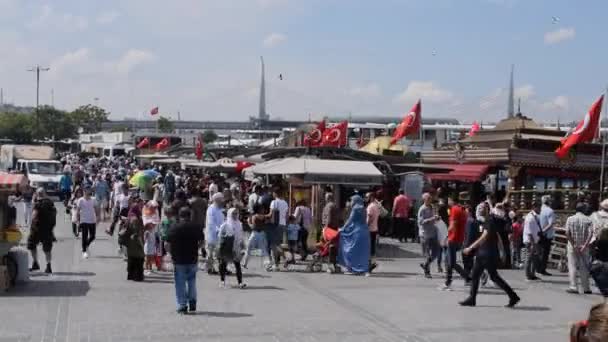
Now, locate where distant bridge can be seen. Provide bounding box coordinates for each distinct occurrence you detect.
[101,117,460,132]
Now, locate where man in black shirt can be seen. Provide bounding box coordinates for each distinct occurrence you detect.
[460,204,520,308]
[167,207,204,314]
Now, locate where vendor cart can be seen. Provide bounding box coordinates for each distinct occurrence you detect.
[0,173,29,287]
[0,241,19,285]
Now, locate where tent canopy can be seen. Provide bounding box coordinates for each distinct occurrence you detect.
[0,173,27,192]
[251,158,384,185]
[427,164,489,182]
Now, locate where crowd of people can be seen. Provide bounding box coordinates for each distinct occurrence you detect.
[15,153,608,317]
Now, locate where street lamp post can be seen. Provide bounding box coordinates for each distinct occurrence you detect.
[27,65,50,135]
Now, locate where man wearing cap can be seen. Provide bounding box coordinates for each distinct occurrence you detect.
[27,188,57,274]
[538,195,556,276]
[591,199,608,240]
[205,193,224,274]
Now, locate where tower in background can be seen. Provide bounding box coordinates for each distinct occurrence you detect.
[507,64,515,118]
[258,56,269,121]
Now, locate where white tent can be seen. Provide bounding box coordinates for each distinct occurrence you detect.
[251,157,384,185]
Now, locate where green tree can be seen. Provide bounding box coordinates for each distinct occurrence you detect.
[36,106,78,141]
[0,112,34,143]
[202,130,218,144]
[157,116,174,133]
[70,104,110,133]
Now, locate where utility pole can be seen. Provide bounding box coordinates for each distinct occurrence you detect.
[27,65,50,132]
[51,89,54,107]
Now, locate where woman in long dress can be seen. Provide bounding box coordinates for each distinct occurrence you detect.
[338,195,370,275]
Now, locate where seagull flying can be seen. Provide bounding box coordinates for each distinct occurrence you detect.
[552,16,560,24]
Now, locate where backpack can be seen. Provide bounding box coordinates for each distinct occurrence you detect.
[38,199,57,229]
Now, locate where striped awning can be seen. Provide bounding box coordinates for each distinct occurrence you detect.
[0,173,27,192]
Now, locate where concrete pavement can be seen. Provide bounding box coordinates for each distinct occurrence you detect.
[0,204,599,342]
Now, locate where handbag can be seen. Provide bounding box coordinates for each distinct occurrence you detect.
[534,214,548,244]
[219,235,235,261]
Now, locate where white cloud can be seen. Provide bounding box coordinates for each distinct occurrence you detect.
[544,27,575,45]
[27,4,88,32]
[49,48,91,78]
[394,81,455,104]
[514,84,535,100]
[96,11,121,25]
[112,49,156,74]
[263,33,287,47]
[541,95,569,111]
[348,83,381,99]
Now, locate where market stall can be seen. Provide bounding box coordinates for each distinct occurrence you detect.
[0,173,28,288]
[251,157,385,232]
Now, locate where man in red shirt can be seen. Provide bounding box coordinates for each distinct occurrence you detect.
[442,195,471,290]
[392,190,411,242]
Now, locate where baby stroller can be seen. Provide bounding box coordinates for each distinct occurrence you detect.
[306,227,340,273]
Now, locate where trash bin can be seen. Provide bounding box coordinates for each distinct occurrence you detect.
[9,246,30,283]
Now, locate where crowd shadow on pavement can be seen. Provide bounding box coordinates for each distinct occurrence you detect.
[475,305,551,311]
[537,278,570,285]
[32,271,97,277]
[190,311,253,318]
[377,243,422,259]
[94,255,123,260]
[243,273,271,279]
[368,272,419,279]
[243,285,285,290]
[2,280,90,297]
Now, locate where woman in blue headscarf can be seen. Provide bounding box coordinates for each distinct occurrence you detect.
[338,194,370,274]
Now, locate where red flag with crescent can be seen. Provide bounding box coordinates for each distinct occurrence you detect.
[155,137,170,150]
[195,136,203,160]
[136,137,150,149]
[390,99,421,145]
[555,95,603,159]
[468,121,481,137]
[303,120,326,147]
[321,121,348,147]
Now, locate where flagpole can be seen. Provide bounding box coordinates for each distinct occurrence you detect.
[600,86,608,197]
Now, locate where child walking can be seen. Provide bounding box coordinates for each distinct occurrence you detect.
[286,215,300,267]
[144,224,157,275]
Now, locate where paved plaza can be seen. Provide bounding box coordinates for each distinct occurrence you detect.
[0,206,599,342]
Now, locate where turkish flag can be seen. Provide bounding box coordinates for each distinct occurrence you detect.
[390,100,421,145]
[136,137,150,149]
[236,161,254,173]
[468,121,481,137]
[321,121,348,147]
[150,107,159,115]
[303,120,326,147]
[195,137,203,160]
[555,95,604,159]
[155,137,170,150]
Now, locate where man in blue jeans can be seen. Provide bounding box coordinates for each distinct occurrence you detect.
[441,195,471,290]
[167,207,204,314]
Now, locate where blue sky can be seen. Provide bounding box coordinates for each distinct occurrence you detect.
[0,0,606,123]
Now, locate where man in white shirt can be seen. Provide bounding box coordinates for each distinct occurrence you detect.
[208,180,219,201]
[107,182,129,236]
[77,188,99,259]
[205,193,225,274]
[247,186,261,215]
[268,190,289,270]
[523,201,542,281]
